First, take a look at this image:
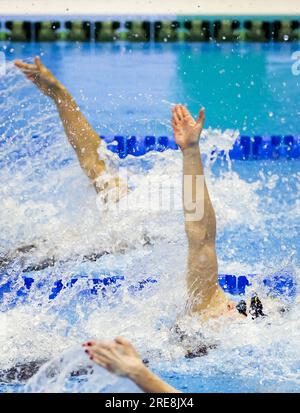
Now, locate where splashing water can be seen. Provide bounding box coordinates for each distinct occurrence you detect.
[24,347,141,393]
[0,49,299,393]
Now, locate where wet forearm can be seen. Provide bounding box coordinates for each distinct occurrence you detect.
[52,85,102,156]
[129,365,181,393]
[182,144,216,239]
[182,144,203,177]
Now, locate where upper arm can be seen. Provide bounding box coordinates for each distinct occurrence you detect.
[186,241,219,313]
[184,208,219,312]
[184,201,216,244]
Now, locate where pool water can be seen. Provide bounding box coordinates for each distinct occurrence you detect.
[0,41,299,393]
[2,41,300,136]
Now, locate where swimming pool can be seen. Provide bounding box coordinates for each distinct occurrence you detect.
[0,40,299,393]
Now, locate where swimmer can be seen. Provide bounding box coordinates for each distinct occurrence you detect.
[14,58,267,389]
[14,56,239,320]
[14,57,267,319]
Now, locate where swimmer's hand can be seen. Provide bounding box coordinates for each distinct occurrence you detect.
[83,337,180,393]
[14,56,64,99]
[83,336,144,378]
[172,104,205,150]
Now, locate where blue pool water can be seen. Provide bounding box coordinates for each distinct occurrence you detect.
[0,41,299,393]
[2,41,300,136]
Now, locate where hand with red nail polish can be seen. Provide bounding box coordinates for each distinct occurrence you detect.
[83,341,93,347]
[82,337,180,393]
[83,337,142,376]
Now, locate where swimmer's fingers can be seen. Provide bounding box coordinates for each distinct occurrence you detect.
[172,118,178,129]
[196,107,205,125]
[84,340,117,356]
[83,346,109,368]
[14,60,38,72]
[180,105,189,117]
[173,104,194,124]
[91,347,111,358]
[88,346,114,360]
[15,57,47,76]
[83,339,116,348]
[172,106,180,124]
[87,350,125,376]
[174,104,183,121]
[83,344,111,362]
[91,341,130,360]
[84,338,140,360]
[114,336,140,357]
[82,340,96,348]
[90,354,109,369]
[14,60,33,69]
[115,336,127,343]
[34,56,45,70]
[181,105,193,121]
[92,340,116,351]
[114,336,132,347]
[14,62,40,83]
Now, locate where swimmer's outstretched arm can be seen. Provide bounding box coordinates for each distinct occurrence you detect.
[83,337,180,393]
[172,105,230,317]
[14,57,120,193]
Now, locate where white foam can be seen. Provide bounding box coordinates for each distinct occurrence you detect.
[0,65,299,392]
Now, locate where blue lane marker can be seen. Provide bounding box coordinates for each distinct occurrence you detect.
[0,135,299,170]
[0,273,296,305]
[102,135,300,160]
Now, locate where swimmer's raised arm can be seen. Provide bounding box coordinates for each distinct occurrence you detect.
[14,57,120,193]
[172,105,231,317]
[83,337,180,393]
